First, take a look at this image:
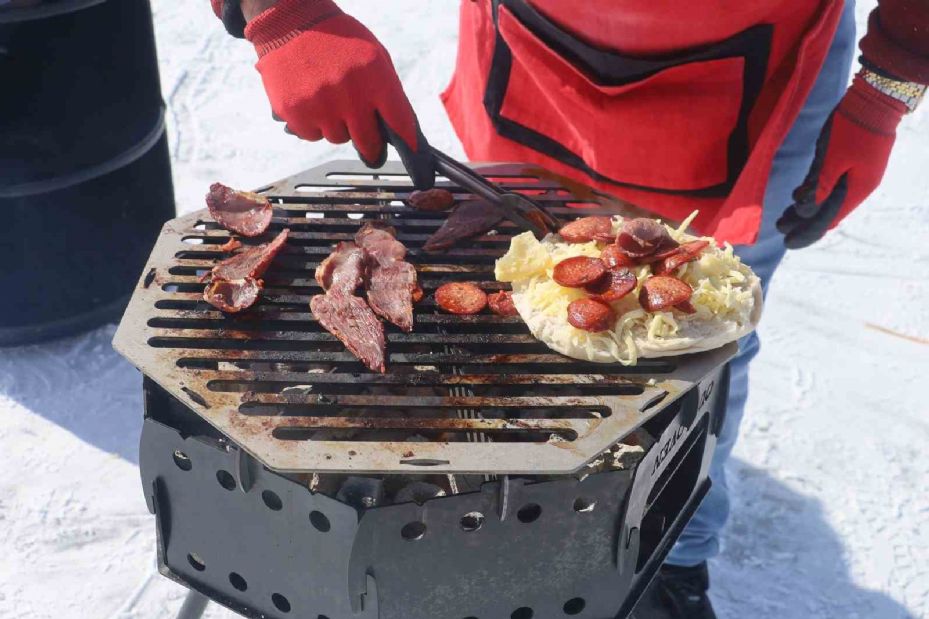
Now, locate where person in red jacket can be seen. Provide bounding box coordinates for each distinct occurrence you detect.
[211,1,927,617]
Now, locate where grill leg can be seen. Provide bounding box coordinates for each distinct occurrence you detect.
[176,590,209,619]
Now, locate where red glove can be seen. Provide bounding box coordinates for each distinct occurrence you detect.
[777,74,908,248]
[243,0,435,187]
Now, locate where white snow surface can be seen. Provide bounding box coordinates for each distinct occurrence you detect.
[2,1,927,617]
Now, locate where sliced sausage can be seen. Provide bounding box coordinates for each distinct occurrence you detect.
[674,299,697,314]
[617,218,673,258]
[639,275,693,312]
[559,216,613,243]
[567,298,616,332]
[488,291,519,316]
[600,244,636,269]
[552,256,607,288]
[407,188,455,212]
[586,268,638,302]
[435,282,488,315]
[653,240,710,275]
[635,238,681,264]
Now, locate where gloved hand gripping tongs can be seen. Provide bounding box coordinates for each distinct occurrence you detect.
[382,121,561,239]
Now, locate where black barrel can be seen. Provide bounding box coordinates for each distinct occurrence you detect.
[1,0,176,346]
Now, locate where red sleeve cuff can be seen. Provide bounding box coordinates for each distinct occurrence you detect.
[244,0,343,57]
[860,7,929,84]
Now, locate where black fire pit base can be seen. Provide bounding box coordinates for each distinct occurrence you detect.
[140,364,728,619]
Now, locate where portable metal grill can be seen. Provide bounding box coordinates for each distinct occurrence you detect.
[114,161,734,619]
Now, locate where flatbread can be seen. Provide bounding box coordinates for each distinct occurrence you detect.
[499,223,763,364]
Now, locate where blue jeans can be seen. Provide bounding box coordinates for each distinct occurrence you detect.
[666,0,857,567]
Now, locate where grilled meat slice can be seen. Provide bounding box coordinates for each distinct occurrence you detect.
[355,222,418,331]
[210,229,289,281]
[423,200,502,252]
[365,261,417,332]
[206,182,273,237]
[203,277,262,313]
[311,292,386,373]
[315,241,366,295]
[355,221,406,267]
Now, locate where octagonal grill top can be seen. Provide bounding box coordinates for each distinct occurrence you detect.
[113,161,735,474]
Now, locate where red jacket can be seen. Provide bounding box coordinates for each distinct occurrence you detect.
[441,0,929,244]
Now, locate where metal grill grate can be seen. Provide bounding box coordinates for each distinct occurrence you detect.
[114,161,735,474]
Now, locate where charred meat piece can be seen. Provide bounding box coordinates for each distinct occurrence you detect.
[315,241,366,296]
[206,182,273,237]
[355,223,417,332]
[203,277,262,313]
[311,292,386,373]
[407,188,455,212]
[365,261,417,332]
[355,222,406,266]
[203,229,289,313]
[210,229,289,282]
[423,200,503,252]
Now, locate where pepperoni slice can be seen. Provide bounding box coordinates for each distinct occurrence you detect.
[585,268,638,302]
[408,188,455,212]
[639,275,693,312]
[653,240,710,275]
[617,218,673,258]
[600,244,636,269]
[593,231,617,243]
[488,291,519,316]
[567,298,616,332]
[674,299,697,314]
[635,238,682,264]
[553,256,607,288]
[435,282,488,315]
[559,216,613,243]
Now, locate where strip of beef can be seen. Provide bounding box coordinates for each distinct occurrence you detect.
[364,261,417,332]
[211,229,289,281]
[311,292,386,373]
[203,229,289,312]
[423,200,503,252]
[315,241,366,295]
[203,277,262,313]
[355,222,406,266]
[355,223,417,332]
[206,182,273,237]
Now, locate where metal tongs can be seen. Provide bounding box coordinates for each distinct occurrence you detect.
[381,120,560,238]
[429,148,561,238]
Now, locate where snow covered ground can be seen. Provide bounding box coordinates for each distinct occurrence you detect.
[2,1,927,617]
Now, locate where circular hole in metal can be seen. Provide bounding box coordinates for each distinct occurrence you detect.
[573,497,596,513]
[563,598,586,615]
[173,450,192,471]
[271,593,291,613]
[517,503,542,523]
[229,572,247,591]
[511,607,534,619]
[216,470,236,491]
[187,553,205,571]
[309,511,331,532]
[401,521,427,541]
[460,512,485,532]
[262,490,283,511]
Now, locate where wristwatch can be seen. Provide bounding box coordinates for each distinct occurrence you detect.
[861,68,927,112]
[220,0,247,38]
